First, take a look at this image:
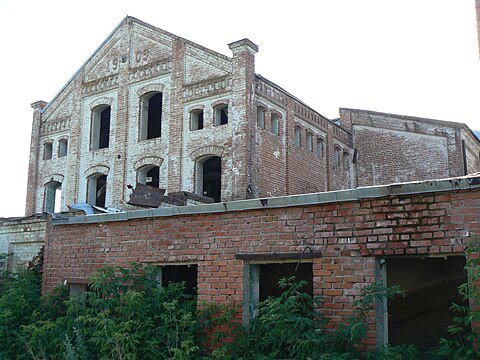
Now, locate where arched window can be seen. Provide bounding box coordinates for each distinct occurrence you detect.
[294,125,302,147]
[271,114,280,135]
[316,138,325,158]
[137,165,160,188]
[140,92,163,140]
[43,142,53,160]
[214,104,228,126]
[91,105,111,150]
[190,109,204,131]
[334,146,341,167]
[58,139,68,157]
[87,174,107,207]
[45,181,62,212]
[306,131,314,152]
[196,156,221,202]
[257,106,265,129]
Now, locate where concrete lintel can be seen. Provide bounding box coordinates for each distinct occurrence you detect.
[53,175,480,226]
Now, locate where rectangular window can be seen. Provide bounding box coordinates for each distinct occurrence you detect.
[43,142,53,160]
[157,264,198,295]
[377,256,468,352]
[243,261,313,325]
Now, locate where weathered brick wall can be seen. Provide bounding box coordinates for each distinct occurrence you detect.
[42,179,480,348]
[341,108,480,187]
[0,215,46,271]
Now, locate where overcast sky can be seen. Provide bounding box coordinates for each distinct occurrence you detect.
[0,0,478,217]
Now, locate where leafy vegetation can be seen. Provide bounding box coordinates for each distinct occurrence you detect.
[0,256,478,359]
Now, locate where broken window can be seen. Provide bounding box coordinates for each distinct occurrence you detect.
[87,174,107,207]
[377,256,468,352]
[43,142,53,160]
[45,181,62,212]
[343,151,350,170]
[157,264,198,296]
[294,125,302,147]
[306,131,314,152]
[137,165,160,188]
[91,105,111,150]
[196,156,221,202]
[244,261,313,323]
[257,106,265,129]
[214,104,228,126]
[190,109,204,131]
[140,92,163,140]
[271,114,280,135]
[316,138,325,158]
[58,139,68,157]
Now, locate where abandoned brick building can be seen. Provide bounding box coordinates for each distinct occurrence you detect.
[25,16,480,216]
[2,11,480,351]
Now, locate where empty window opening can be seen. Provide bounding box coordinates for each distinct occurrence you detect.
[306,132,314,152]
[190,109,204,131]
[316,138,325,158]
[87,174,107,207]
[257,107,265,129]
[91,106,111,150]
[196,156,221,202]
[58,139,68,157]
[214,104,228,126]
[140,92,163,140]
[383,256,468,352]
[334,147,341,167]
[244,262,313,324]
[43,142,53,160]
[158,265,198,296]
[294,126,302,147]
[138,165,160,188]
[271,114,280,135]
[45,181,62,213]
[343,151,350,170]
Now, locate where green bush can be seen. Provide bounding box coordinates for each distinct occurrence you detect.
[0,262,425,360]
[435,242,480,360]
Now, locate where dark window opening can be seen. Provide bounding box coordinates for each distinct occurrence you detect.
[386,256,468,352]
[88,174,107,208]
[214,104,228,126]
[147,92,162,139]
[161,265,198,296]
[146,166,160,187]
[202,156,221,202]
[259,262,313,302]
[95,175,107,207]
[44,142,53,160]
[91,106,111,150]
[191,110,204,130]
[99,107,111,149]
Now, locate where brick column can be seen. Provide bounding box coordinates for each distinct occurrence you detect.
[228,39,258,200]
[25,100,47,216]
[167,38,186,194]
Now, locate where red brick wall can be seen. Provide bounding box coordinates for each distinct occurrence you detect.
[42,185,480,348]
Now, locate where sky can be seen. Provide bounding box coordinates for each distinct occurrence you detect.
[0,0,478,217]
